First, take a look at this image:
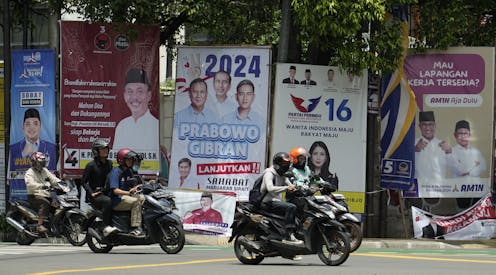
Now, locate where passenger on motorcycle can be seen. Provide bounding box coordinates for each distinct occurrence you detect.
[260,152,304,245]
[82,139,116,236]
[25,152,63,233]
[289,147,313,187]
[108,148,145,236]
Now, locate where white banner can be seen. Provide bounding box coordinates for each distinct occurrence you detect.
[170,46,271,201]
[271,64,367,213]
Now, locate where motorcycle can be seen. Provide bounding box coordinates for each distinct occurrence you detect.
[229,185,351,266]
[85,179,185,254]
[6,181,87,246]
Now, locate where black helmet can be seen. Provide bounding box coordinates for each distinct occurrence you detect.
[91,139,110,158]
[30,152,47,172]
[272,152,291,176]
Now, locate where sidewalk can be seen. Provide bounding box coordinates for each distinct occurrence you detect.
[185,233,496,250]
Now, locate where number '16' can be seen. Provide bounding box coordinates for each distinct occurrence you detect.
[325,98,351,121]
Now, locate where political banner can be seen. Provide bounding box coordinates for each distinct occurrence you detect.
[60,21,160,177]
[412,192,496,240]
[404,47,494,198]
[8,49,56,200]
[271,64,367,213]
[170,46,271,200]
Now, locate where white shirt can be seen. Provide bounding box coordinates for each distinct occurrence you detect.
[207,95,237,118]
[113,110,159,153]
[174,105,218,128]
[176,174,200,190]
[415,137,448,182]
[448,144,486,177]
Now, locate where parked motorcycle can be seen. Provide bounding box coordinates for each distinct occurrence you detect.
[230,185,350,266]
[6,181,87,246]
[85,179,185,254]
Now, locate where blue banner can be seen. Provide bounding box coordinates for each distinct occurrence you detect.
[8,49,56,200]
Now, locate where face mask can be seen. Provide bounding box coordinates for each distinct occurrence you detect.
[132,164,140,172]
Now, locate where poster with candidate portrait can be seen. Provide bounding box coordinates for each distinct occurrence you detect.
[170,46,271,200]
[60,21,160,177]
[272,64,368,213]
[402,47,494,198]
[8,49,56,200]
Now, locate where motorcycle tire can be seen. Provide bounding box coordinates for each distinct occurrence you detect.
[233,234,264,265]
[159,223,185,254]
[86,220,113,253]
[65,214,87,246]
[317,230,350,266]
[16,231,36,246]
[342,220,363,253]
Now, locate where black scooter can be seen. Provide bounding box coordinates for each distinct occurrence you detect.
[85,180,185,254]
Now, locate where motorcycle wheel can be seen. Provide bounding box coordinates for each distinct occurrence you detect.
[64,214,87,246]
[233,234,264,265]
[342,220,362,252]
[159,223,185,254]
[317,230,350,266]
[86,220,113,253]
[16,231,36,246]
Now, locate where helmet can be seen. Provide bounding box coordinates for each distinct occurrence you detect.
[289,147,307,169]
[30,152,47,171]
[91,139,110,158]
[272,152,291,176]
[116,148,142,168]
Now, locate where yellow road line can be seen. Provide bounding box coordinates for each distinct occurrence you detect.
[25,258,237,275]
[353,253,496,264]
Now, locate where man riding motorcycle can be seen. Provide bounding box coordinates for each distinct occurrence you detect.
[108,148,145,236]
[25,152,63,233]
[260,152,303,245]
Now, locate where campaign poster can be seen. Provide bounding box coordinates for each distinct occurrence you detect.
[411,193,496,240]
[60,21,160,177]
[8,49,56,200]
[404,47,494,198]
[170,46,271,200]
[271,64,368,213]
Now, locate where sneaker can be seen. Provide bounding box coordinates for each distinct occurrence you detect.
[282,233,304,245]
[103,226,118,236]
[130,227,144,236]
[292,255,303,261]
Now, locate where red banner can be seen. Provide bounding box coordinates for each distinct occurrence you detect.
[60,21,160,177]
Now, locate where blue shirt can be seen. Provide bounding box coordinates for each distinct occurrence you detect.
[221,109,264,127]
[174,105,218,128]
[108,166,137,207]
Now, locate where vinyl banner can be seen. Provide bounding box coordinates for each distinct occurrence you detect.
[170,46,271,200]
[404,47,494,198]
[411,193,496,240]
[60,21,160,177]
[8,49,56,200]
[272,64,367,213]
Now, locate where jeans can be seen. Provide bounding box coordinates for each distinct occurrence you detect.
[264,200,297,235]
[90,194,112,226]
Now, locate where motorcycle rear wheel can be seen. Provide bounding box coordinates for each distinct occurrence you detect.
[86,220,113,253]
[317,230,350,266]
[159,223,185,254]
[16,231,36,246]
[342,220,362,252]
[65,214,87,246]
[233,234,264,265]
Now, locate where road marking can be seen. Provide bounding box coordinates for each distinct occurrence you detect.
[354,252,496,264]
[25,258,237,275]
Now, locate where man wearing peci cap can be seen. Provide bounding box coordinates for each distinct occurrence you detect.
[282,65,299,84]
[448,120,486,177]
[301,69,317,85]
[113,68,159,154]
[183,192,223,224]
[415,111,452,183]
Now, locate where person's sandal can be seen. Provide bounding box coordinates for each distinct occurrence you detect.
[37,225,48,233]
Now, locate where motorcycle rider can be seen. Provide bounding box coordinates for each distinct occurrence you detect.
[25,152,63,233]
[108,148,146,236]
[260,152,304,245]
[81,139,117,236]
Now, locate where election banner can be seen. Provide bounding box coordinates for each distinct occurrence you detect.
[404,47,494,198]
[170,46,271,200]
[411,192,496,240]
[173,190,236,237]
[60,21,160,177]
[8,49,56,200]
[272,64,368,213]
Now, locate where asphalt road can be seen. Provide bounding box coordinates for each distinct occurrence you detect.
[0,243,495,275]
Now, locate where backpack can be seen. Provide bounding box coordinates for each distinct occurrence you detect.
[248,172,274,207]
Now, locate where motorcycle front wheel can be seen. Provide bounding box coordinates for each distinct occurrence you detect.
[317,230,350,266]
[64,214,87,246]
[233,234,264,265]
[159,223,185,254]
[342,220,362,252]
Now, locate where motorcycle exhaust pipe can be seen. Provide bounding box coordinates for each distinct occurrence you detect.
[237,236,262,253]
[6,217,25,232]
